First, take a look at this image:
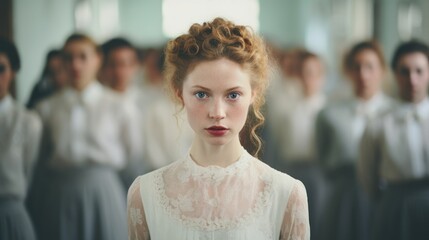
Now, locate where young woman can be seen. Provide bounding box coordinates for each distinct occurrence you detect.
[26,49,68,109]
[127,18,310,240]
[272,51,327,239]
[358,40,429,240]
[316,40,395,240]
[0,37,41,240]
[27,33,142,240]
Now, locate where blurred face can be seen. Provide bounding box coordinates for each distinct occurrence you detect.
[0,53,14,99]
[63,40,100,91]
[300,57,324,97]
[349,49,384,100]
[48,56,68,88]
[395,52,429,103]
[143,51,163,85]
[104,47,138,92]
[182,58,254,147]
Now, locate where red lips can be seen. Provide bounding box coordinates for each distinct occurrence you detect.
[205,126,229,136]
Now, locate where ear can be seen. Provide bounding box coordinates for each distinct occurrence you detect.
[250,89,257,104]
[176,89,184,105]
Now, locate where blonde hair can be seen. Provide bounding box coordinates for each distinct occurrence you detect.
[164,18,270,157]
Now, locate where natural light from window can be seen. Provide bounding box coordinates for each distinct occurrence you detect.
[162,0,260,38]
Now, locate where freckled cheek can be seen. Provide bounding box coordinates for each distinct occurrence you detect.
[184,101,207,130]
[230,104,250,128]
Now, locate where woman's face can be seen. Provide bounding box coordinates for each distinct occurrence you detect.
[395,52,429,103]
[104,47,138,92]
[182,58,254,147]
[63,41,100,91]
[349,49,384,100]
[300,57,324,96]
[0,53,14,99]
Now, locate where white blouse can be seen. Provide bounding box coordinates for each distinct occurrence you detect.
[127,148,310,240]
[142,95,194,170]
[358,98,429,197]
[316,93,395,170]
[0,95,42,199]
[276,94,326,163]
[36,82,143,169]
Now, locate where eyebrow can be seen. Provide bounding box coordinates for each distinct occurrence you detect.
[191,85,244,92]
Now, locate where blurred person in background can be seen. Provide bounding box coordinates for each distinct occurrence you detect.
[140,47,194,170]
[26,49,68,109]
[316,40,395,240]
[273,50,327,240]
[27,33,142,240]
[100,37,147,188]
[358,40,429,240]
[263,47,306,164]
[0,37,42,240]
[100,37,140,94]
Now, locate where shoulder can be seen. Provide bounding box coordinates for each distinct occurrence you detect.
[34,90,65,117]
[318,100,347,118]
[101,86,139,113]
[138,160,180,184]
[11,102,42,133]
[253,159,302,197]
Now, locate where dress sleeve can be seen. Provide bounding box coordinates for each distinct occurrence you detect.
[127,177,150,240]
[280,180,310,240]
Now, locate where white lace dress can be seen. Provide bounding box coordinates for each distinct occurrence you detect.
[128,148,310,240]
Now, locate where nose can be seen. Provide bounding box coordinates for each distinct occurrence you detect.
[409,71,420,87]
[208,98,226,120]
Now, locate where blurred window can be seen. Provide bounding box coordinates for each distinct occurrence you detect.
[162,0,259,38]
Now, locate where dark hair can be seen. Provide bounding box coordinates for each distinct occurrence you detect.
[101,37,136,57]
[0,37,21,72]
[344,40,386,75]
[391,40,429,70]
[41,49,63,77]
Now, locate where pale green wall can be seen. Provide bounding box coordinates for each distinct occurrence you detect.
[13,0,74,104]
[118,0,166,46]
[260,0,308,47]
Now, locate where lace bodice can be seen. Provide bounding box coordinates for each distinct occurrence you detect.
[128,149,310,240]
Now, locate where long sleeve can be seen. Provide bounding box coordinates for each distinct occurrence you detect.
[280,180,310,240]
[127,177,150,240]
[357,118,382,200]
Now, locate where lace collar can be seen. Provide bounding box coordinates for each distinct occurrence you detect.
[153,148,273,231]
[181,147,252,182]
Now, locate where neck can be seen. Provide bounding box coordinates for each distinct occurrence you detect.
[189,136,242,168]
[72,79,93,92]
[357,91,377,102]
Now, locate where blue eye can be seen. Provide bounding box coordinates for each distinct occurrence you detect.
[227,92,240,100]
[195,91,208,99]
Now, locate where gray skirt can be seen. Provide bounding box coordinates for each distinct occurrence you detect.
[374,180,429,240]
[0,198,36,240]
[27,165,127,240]
[280,161,328,240]
[319,165,373,240]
